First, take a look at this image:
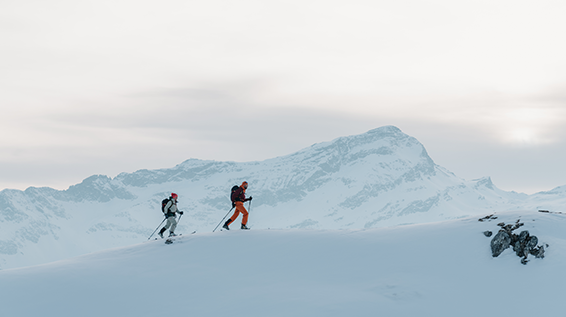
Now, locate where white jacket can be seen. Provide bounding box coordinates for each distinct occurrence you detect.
[164,199,179,217]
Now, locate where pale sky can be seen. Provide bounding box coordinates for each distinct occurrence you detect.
[1,0,566,194]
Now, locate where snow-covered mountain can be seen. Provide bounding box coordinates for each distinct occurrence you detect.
[0,126,562,269]
[0,210,563,317]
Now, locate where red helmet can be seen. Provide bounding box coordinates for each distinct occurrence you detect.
[171,193,178,200]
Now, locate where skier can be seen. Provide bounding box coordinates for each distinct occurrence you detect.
[223,181,253,230]
[159,193,183,238]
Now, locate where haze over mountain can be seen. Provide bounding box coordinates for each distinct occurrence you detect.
[0,126,563,269]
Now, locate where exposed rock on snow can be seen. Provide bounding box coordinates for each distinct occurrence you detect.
[490,230,511,257]
[487,218,546,264]
[478,214,498,222]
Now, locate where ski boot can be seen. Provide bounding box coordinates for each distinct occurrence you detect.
[241,224,250,230]
[223,220,231,230]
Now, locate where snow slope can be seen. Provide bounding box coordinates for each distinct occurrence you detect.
[1,210,564,317]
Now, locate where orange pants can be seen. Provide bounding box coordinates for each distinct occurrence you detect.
[229,201,249,225]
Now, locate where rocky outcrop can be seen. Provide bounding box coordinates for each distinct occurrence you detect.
[485,218,546,265]
[490,230,511,257]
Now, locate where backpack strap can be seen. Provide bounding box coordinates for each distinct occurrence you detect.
[164,198,173,213]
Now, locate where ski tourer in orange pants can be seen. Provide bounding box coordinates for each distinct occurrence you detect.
[223,181,253,230]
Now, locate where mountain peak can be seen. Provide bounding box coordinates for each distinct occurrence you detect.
[342,125,420,149]
[329,125,433,166]
[310,125,417,151]
[366,125,403,136]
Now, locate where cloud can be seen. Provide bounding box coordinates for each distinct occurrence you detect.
[3,82,565,193]
[2,95,566,194]
[2,1,566,194]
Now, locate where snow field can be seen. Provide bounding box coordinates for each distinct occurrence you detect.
[0,210,564,317]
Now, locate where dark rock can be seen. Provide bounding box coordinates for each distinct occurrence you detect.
[491,231,511,257]
[487,219,546,264]
[526,236,538,253]
[533,245,545,259]
[479,214,498,222]
[512,223,524,230]
[518,230,530,244]
[483,231,493,237]
[511,231,535,258]
[513,241,524,257]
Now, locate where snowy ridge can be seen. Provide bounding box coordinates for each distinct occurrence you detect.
[0,210,564,317]
[0,126,563,269]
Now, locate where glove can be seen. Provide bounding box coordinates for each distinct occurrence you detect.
[248,196,253,201]
[179,211,184,215]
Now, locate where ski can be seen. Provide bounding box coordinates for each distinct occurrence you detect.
[164,231,196,244]
[221,228,250,231]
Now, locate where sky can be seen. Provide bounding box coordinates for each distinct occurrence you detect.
[1,0,566,194]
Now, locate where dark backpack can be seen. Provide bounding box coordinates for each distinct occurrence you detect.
[161,198,171,213]
[230,185,240,206]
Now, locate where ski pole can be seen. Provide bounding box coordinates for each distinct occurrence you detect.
[213,207,234,232]
[148,217,167,240]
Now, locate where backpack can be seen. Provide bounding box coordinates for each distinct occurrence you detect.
[230,185,239,202]
[161,198,171,213]
[230,185,240,206]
